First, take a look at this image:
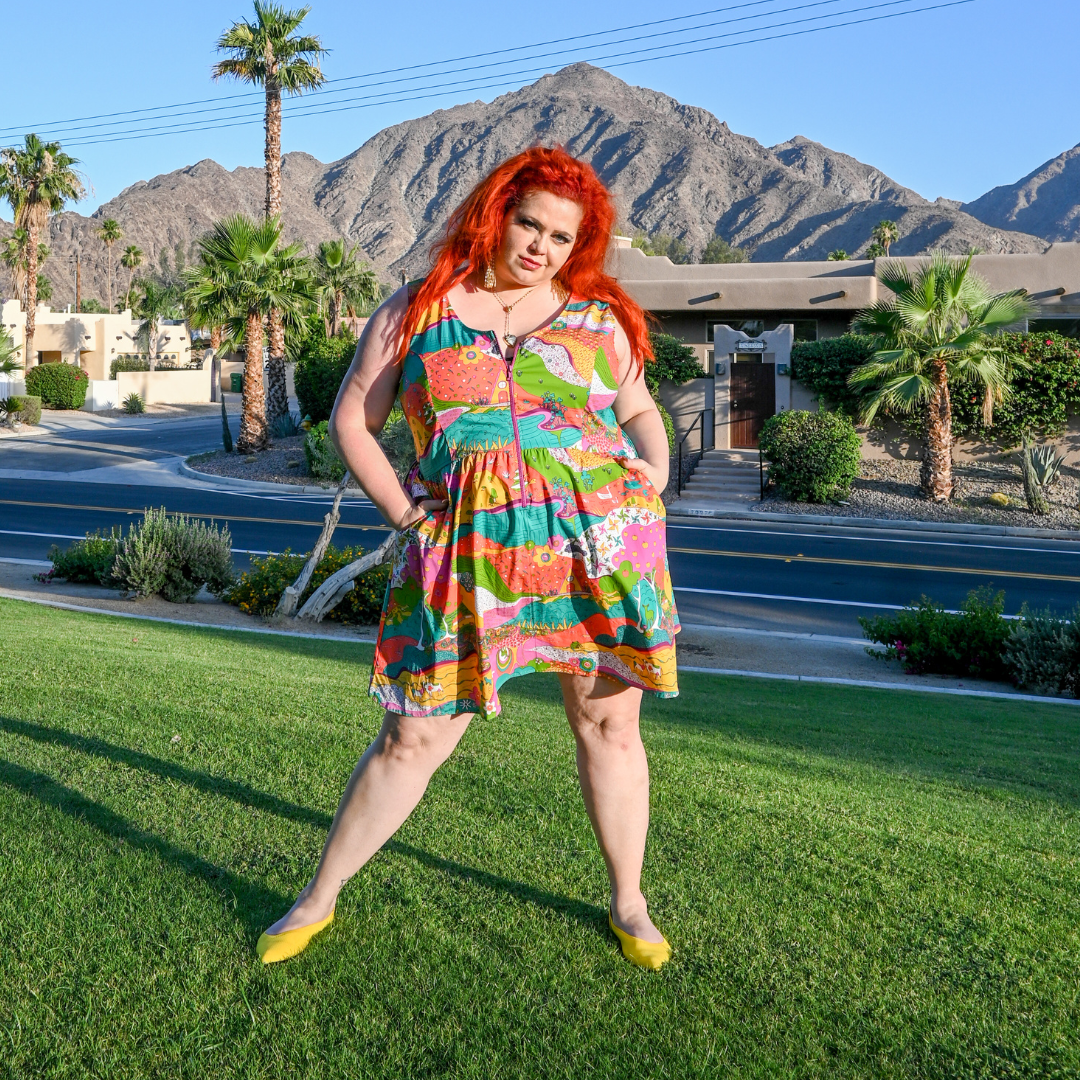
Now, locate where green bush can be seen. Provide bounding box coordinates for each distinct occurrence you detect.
[790,334,875,414]
[41,529,121,585]
[294,328,357,422]
[123,392,146,414]
[379,408,417,479]
[860,588,1011,680]
[25,363,89,409]
[645,333,704,393]
[112,507,234,603]
[950,331,1080,446]
[1003,605,1080,698]
[759,409,862,502]
[223,544,390,624]
[2,395,42,425]
[110,357,151,378]
[304,420,346,482]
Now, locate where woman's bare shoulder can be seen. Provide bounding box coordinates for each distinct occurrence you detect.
[354,285,411,370]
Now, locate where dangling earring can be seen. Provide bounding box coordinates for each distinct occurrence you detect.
[483,260,496,290]
[551,275,570,303]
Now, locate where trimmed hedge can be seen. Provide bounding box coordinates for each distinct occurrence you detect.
[3,394,42,425]
[25,363,89,409]
[759,409,861,503]
[294,329,357,422]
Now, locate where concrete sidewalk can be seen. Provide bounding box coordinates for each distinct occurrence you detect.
[4,558,1073,706]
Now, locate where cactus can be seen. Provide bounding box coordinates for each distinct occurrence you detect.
[1020,436,1061,514]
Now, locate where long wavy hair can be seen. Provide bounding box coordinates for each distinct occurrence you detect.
[399,145,653,370]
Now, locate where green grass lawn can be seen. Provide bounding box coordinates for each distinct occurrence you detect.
[1,596,1078,1079]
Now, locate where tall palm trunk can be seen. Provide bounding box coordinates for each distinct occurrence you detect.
[238,308,268,453]
[24,221,39,368]
[922,356,954,502]
[263,52,289,427]
[106,251,113,313]
[329,290,341,337]
[210,324,222,352]
[266,312,288,425]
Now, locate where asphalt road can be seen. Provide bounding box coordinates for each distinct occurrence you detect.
[3,415,1079,637]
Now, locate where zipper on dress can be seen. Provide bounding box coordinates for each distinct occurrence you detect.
[501,338,530,507]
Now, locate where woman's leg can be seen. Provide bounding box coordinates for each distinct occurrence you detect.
[267,708,472,934]
[559,673,664,943]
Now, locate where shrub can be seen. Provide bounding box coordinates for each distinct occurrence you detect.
[1003,605,1080,698]
[270,411,300,438]
[304,420,346,482]
[759,410,861,502]
[41,529,121,585]
[111,507,234,603]
[123,392,146,414]
[950,331,1080,445]
[860,588,1011,680]
[110,357,151,378]
[223,544,390,624]
[25,363,89,409]
[645,333,705,393]
[294,328,357,422]
[790,334,875,414]
[379,409,417,479]
[2,395,42,425]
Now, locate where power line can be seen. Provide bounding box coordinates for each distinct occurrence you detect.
[41,0,976,150]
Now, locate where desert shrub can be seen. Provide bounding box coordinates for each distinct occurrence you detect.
[110,357,151,378]
[41,529,121,585]
[951,331,1080,446]
[223,544,390,624]
[790,334,875,414]
[304,420,346,482]
[111,507,234,602]
[270,411,300,438]
[123,392,146,414]
[25,363,89,409]
[2,395,42,425]
[294,328,357,422]
[759,409,862,502]
[860,588,1011,680]
[1003,605,1080,698]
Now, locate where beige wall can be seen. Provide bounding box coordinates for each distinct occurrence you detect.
[116,368,211,404]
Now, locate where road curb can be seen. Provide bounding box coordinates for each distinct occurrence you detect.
[667,504,1080,542]
[178,459,369,498]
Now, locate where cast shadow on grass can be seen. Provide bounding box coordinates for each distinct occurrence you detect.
[0,716,606,933]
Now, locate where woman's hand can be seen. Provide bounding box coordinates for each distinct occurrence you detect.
[394,499,449,530]
[621,456,667,493]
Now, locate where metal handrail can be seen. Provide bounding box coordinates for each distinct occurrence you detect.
[676,409,708,496]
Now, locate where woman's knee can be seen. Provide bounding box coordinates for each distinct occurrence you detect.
[377,710,471,765]
[560,674,642,744]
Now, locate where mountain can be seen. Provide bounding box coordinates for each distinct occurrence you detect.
[962,143,1080,242]
[3,63,1050,309]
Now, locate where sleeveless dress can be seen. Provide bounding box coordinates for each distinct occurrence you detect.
[369,293,680,718]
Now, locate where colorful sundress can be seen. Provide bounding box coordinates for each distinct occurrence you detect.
[369,293,680,718]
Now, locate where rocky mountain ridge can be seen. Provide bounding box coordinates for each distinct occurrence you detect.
[1,63,1064,310]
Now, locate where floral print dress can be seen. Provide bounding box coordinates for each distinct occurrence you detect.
[369,293,679,718]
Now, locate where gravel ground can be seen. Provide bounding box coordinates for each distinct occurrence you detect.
[758,458,1080,531]
[187,435,362,489]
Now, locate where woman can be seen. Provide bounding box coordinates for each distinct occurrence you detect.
[257,146,679,970]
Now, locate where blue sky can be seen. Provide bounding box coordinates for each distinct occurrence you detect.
[2,0,1077,218]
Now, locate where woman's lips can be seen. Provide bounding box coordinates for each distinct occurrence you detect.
[519,256,541,270]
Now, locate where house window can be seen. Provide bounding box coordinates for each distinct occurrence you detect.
[1029,318,1080,340]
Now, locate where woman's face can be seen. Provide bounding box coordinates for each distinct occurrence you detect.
[495,190,584,288]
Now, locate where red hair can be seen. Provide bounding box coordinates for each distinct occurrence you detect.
[399,145,653,371]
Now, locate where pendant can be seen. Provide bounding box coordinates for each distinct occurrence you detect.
[504,334,517,346]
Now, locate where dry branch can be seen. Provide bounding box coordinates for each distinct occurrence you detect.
[295,530,397,622]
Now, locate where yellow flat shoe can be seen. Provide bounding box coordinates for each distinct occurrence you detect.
[608,912,671,970]
[256,910,334,964]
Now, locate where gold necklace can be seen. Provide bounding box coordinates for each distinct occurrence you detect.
[492,284,540,347]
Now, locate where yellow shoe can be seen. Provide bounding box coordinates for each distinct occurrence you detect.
[256,909,335,964]
[608,911,671,970]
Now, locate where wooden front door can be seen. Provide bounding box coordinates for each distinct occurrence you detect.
[729,362,775,448]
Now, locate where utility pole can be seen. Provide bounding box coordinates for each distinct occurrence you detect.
[75,253,82,314]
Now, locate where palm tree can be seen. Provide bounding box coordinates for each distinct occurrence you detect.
[186,214,313,452]
[827,249,848,261]
[214,4,326,424]
[0,135,84,368]
[133,281,181,369]
[183,254,232,354]
[95,219,123,311]
[313,238,379,336]
[120,245,143,310]
[850,253,1035,501]
[2,228,49,308]
[871,220,899,257]
[0,330,22,374]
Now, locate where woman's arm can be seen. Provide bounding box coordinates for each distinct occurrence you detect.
[329,287,447,529]
[611,322,670,493]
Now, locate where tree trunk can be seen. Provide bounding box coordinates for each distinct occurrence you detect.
[264,75,282,218]
[237,308,268,453]
[210,324,222,352]
[24,222,39,367]
[922,358,954,502]
[266,307,288,426]
[329,291,340,338]
[148,319,158,371]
